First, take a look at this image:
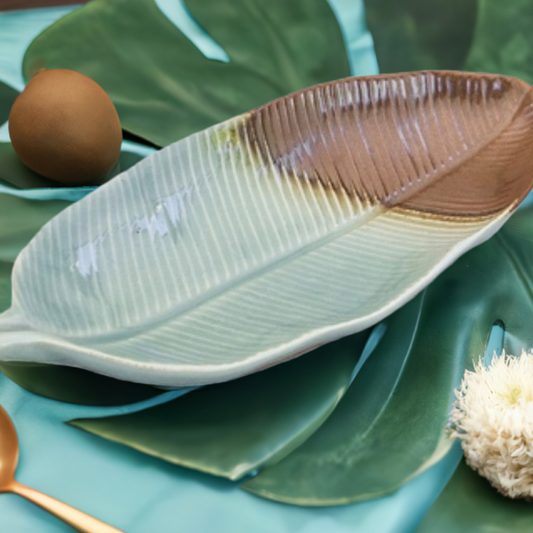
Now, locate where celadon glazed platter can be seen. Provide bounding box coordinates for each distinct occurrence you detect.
[1,70,533,386]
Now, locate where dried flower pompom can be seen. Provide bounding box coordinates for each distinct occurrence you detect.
[450,350,533,499]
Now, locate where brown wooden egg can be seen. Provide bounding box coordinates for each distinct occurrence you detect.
[9,69,122,186]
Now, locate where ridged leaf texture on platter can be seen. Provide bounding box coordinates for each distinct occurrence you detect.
[0,71,533,386]
[0,189,158,405]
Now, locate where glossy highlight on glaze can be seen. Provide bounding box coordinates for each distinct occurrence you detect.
[236,71,533,217]
[0,71,532,387]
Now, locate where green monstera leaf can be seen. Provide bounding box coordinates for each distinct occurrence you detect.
[0,81,18,125]
[0,262,13,314]
[367,0,533,84]
[22,0,350,147]
[464,0,533,84]
[365,0,477,72]
[416,459,533,533]
[0,193,70,263]
[0,142,144,189]
[0,142,62,189]
[69,330,372,480]
[0,360,160,406]
[239,206,533,505]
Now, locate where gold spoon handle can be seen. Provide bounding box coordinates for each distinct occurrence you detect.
[10,481,124,533]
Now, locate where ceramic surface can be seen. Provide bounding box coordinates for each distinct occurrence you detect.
[0,71,532,386]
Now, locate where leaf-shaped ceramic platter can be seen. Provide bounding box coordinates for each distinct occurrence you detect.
[1,71,533,386]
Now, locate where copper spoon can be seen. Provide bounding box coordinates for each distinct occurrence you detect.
[0,405,124,532]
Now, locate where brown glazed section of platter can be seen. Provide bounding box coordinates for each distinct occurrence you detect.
[238,71,533,219]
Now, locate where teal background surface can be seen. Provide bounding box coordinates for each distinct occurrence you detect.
[0,2,462,531]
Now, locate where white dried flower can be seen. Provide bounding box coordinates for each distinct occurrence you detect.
[450,350,533,499]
